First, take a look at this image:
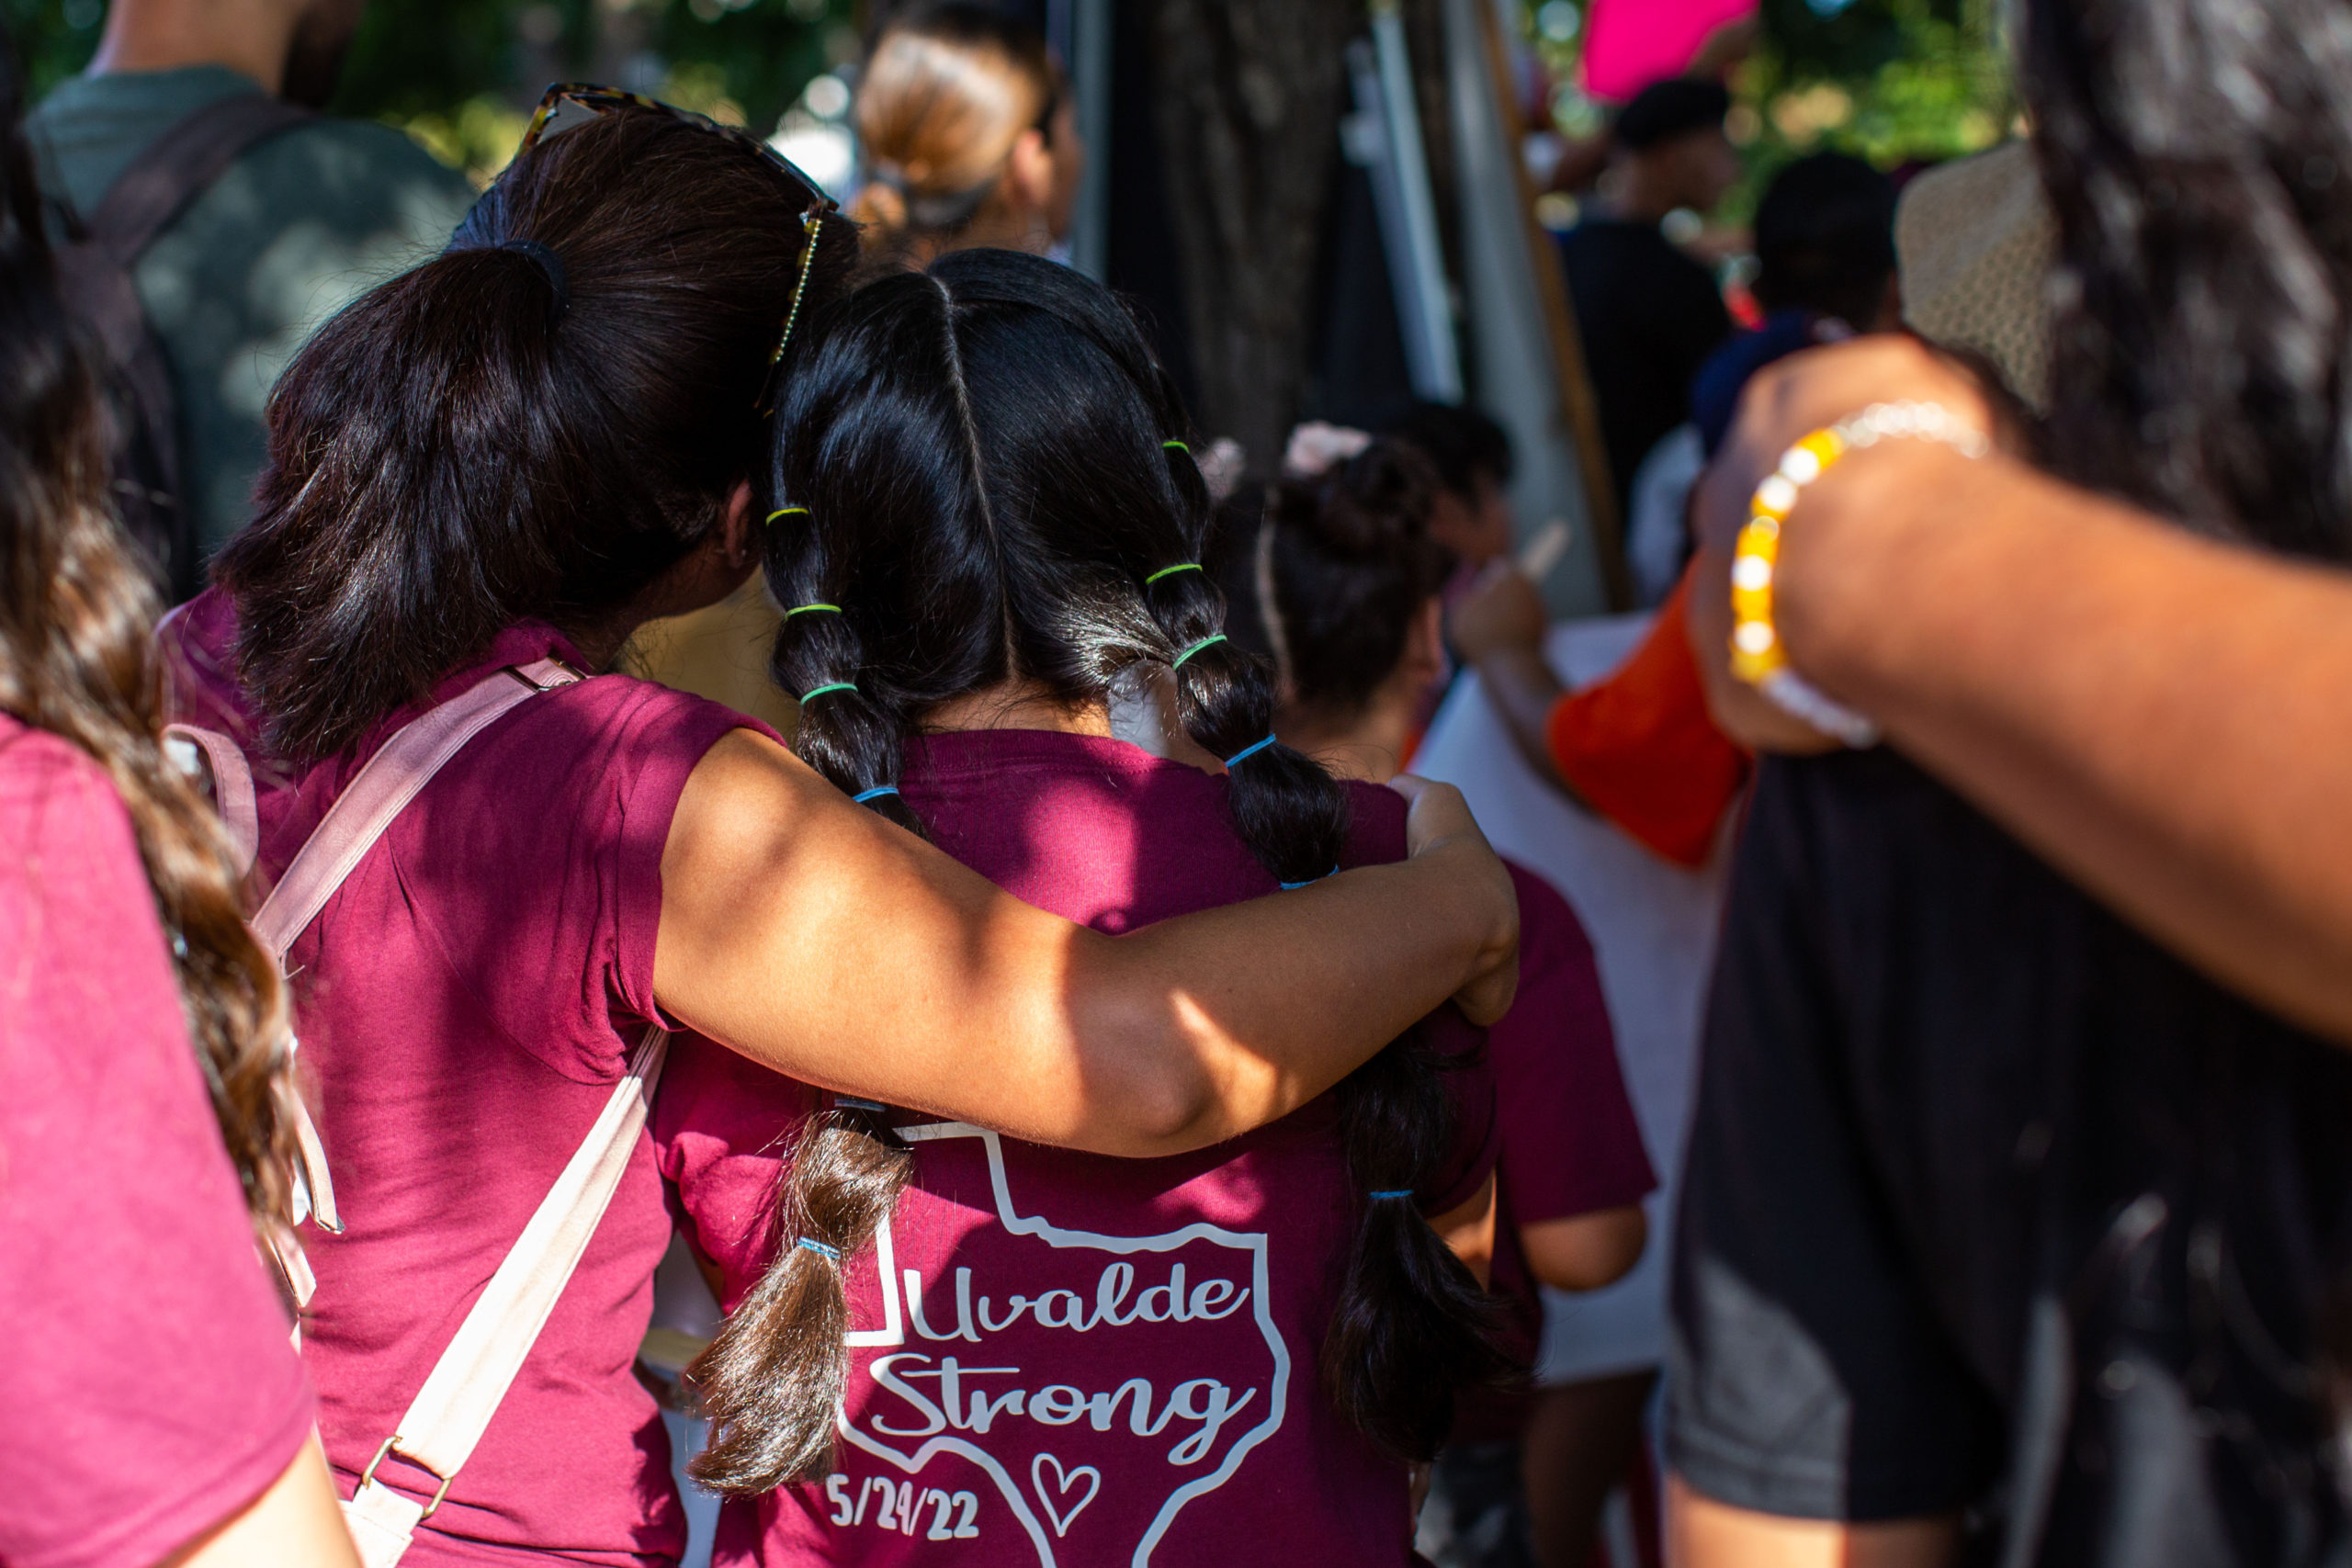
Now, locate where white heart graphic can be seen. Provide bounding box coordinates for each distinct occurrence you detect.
[1030,1452,1102,1538]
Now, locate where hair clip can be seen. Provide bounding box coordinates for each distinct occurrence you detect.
[1146,563,1204,585]
[1171,634,1227,669]
[1279,866,1340,890]
[1223,734,1277,770]
[799,681,857,701]
[784,603,841,618]
[766,506,810,525]
[796,1236,842,1261]
[853,785,899,804]
[1367,1190,1414,1201]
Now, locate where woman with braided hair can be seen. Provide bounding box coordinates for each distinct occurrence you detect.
[155,85,1516,1562]
[656,248,1514,1564]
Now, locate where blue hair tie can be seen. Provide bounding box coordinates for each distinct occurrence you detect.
[1368,1190,1414,1201]
[1224,734,1277,770]
[853,785,899,804]
[1279,865,1340,890]
[800,681,857,702]
[836,1096,885,1112]
[797,1236,842,1261]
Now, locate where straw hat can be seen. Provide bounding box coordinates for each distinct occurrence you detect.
[1895,140,2056,413]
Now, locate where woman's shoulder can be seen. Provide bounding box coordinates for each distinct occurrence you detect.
[0,716,130,852]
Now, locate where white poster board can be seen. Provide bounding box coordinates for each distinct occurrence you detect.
[1413,614,1732,1382]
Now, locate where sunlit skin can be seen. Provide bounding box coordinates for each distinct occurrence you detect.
[641,485,1519,1160]
[160,1438,358,1568]
[91,0,357,98]
[1684,333,2352,1053]
[1668,1478,1959,1568]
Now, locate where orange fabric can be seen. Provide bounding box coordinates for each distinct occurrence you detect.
[1545,570,1750,866]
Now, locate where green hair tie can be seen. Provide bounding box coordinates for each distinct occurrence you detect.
[1171,634,1227,669]
[1163,440,1192,457]
[1145,563,1203,585]
[785,604,841,618]
[799,682,857,702]
[766,505,810,525]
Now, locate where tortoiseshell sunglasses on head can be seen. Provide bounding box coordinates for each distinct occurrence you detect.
[517,83,840,412]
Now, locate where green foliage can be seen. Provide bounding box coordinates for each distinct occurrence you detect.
[1522,0,2016,221]
[1,0,853,185]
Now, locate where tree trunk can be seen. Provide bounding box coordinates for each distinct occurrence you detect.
[1149,0,1360,472]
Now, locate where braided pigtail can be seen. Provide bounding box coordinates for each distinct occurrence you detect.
[714,246,1504,1481]
[1147,440,1512,1463]
[686,1097,911,1491]
[765,505,924,835]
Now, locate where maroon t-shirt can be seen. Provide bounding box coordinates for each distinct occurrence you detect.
[0,716,316,1568]
[163,591,764,1566]
[656,728,1498,1567]
[1452,862,1656,1441]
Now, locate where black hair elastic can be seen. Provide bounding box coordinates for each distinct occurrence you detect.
[498,239,570,316]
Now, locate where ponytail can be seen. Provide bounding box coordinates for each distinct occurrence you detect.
[215,108,859,762]
[1146,444,1512,1462]
[718,249,1506,1483]
[686,1100,912,1491]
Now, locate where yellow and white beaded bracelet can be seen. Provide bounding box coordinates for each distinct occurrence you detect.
[1728,400,1990,748]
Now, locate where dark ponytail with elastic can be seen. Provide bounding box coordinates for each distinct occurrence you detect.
[215,108,858,762]
[686,1098,910,1489]
[684,251,1503,1491]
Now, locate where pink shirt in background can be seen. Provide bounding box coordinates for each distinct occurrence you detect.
[1458,862,1657,1439]
[0,715,315,1568]
[656,728,1497,1568]
[163,590,767,1566]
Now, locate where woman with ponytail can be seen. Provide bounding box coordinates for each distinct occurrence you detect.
[1225,439,1657,1567]
[849,3,1080,267]
[657,248,1512,1565]
[0,19,354,1565]
[160,85,1516,1567]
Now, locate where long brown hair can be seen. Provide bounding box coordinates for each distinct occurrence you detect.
[215,108,860,763]
[0,24,295,1230]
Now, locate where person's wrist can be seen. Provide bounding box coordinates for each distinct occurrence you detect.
[1772,438,1977,691]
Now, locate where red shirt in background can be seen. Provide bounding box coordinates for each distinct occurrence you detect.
[0,716,316,1568]
[1544,570,1749,868]
[657,728,1498,1568]
[163,590,765,1566]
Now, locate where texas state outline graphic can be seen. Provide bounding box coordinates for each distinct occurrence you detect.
[830,1120,1292,1566]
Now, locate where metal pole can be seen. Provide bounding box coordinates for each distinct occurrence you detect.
[1370,0,1464,401]
[1069,0,1114,281]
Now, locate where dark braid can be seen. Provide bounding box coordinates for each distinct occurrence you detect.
[693,249,1506,1489]
[686,1098,910,1489]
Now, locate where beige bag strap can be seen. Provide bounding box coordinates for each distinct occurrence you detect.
[245,658,580,1237]
[343,1023,671,1567]
[163,722,259,876]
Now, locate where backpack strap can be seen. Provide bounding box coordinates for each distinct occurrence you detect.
[250,656,581,1237]
[53,94,312,593]
[163,723,259,877]
[343,1023,672,1567]
[59,94,316,346]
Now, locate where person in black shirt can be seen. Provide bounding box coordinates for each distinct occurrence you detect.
[1556,78,1736,516]
[1668,1,2352,1563]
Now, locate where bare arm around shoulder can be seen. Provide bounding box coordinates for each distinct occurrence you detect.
[163,1437,357,1568]
[654,729,1519,1156]
[1668,1477,1957,1568]
[1690,335,2352,1048]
